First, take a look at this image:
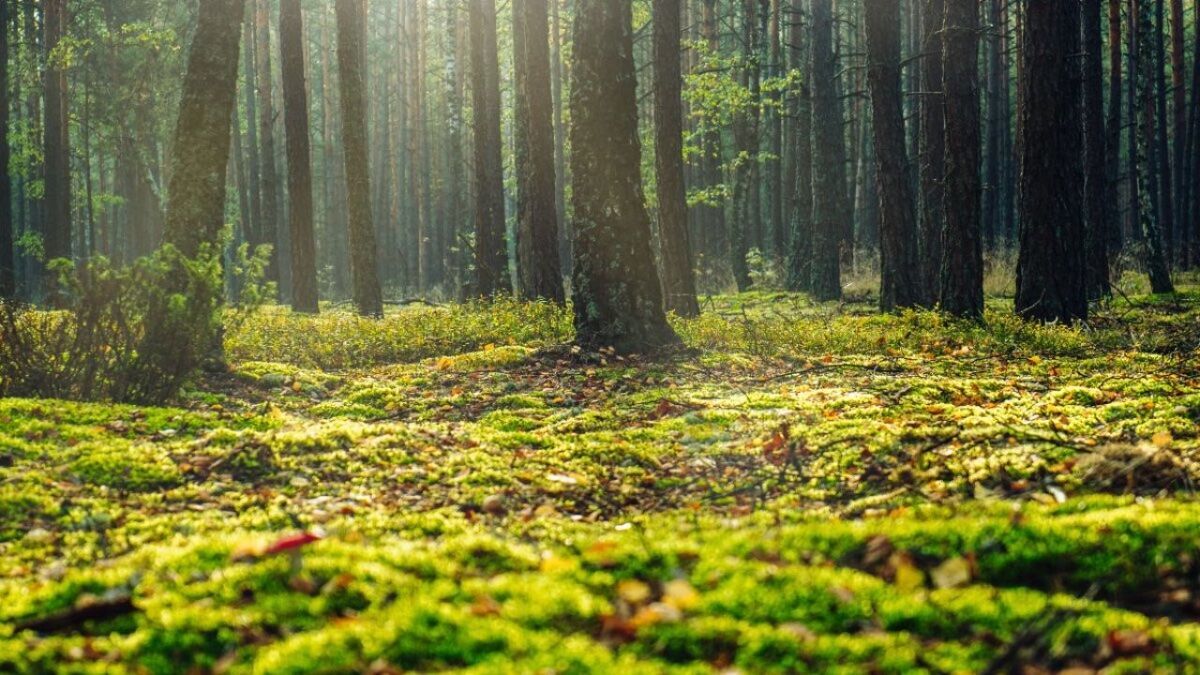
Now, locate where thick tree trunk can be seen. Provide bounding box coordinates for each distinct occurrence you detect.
[280,0,319,313]
[43,0,70,298]
[653,0,700,317]
[940,0,983,318]
[1082,0,1112,300]
[513,0,565,303]
[864,0,924,311]
[809,0,842,301]
[1016,0,1088,323]
[163,0,245,257]
[569,0,678,353]
[334,0,383,316]
[918,0,944,306]
[469,0,510,297]
[0,0,12,297]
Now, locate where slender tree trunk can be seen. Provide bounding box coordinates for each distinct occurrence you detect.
[786,0,813,292]
[255,0,282,290]
[1153,0,1173,263]
[982,0,1001,251]
[730,0,760,291]
[242,12,264,252]
[918,0,944,305]
[699,0,726,274]
[766,0,784,257]
[335,0,383,315]
[1106,0,1125,253]
[1132,0,1175,291]
[569,0,678,353]
[42,0,70,299]
[550,0,570,277]
[513,0,565,303]
[1168,0,1185,253]
[1016,0,1087,322]
[809,0,842,301]
[653,0,700,317]
[469,0,510,297]
[0,0,12,298]
[864,0,923,311]
[163,0,245,257]
[1082,0,1111,299]
[280,0,319,313]
[940,0,983,318]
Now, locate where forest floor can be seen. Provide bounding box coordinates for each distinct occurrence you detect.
[2,283,1200,673]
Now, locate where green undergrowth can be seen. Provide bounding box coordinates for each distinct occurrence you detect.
[1,289,1198,672]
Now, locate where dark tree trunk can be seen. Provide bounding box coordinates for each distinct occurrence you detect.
[255,0,282,288]
[43,0,70,298]
[864,0,924,311]
[1106,0,1125,253]
[1132,0,1175,292]
[917,0,944,305]
[1016,0,1088,322]
[940,0,983,318]
[1151,0,1172,263]
[242,12,264,252]
[766,0,784,258]
[809,0,842,301]
[786,0,813,292]
[513,0,564,303]
[280,0,319,313]
[699,0,726,272]
[730,0,760,291]
[653,0,700,317]
[0,0,12,297]
[1082,0,1111,299]
[469,0,511,297]
[334,0,383,316]
[163,0,245,257]
[1169,0,1186,254]
[982,0,1001,251]
[569,0,678,353]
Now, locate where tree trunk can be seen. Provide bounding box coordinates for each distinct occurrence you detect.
[786,0,813,292]
[569,0,678,353]
[809,0,842,301]
[1082,0,1112,299]
[653,0,700,317]
[1015,0,1088,322]
[334,0,383,316]
[1152,0,1173,263]
[1106,0,1125,253]
[469,0,510,297]
[730,0,760,291]
[940,0,983,318]
[0,0,12,297]
[163,0,245,257]
[1132,0,1175,292]
[1168,0,1185,254]
[43,0,71,299]
[280,0,319,313]
[255,0,282,289]
[513,0,565,303]
[918,0,944,305]
[864,0,924,311]
[766,0,784,257]
[242,12,264,252]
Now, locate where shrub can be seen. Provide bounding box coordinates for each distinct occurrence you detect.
[0,242,269,405]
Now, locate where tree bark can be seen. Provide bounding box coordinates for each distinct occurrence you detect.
[1082,0,1112,299]
[786,0,813,292]
[43,0,70,298]
[280,0,319,313]
[334,0,383,316]
[255,0,281,288]
[0,0,12,297]
[1132,0,1175,292]
[864,0,924,311]
[653,0,700,317]
[917,0,944,305]
[469,0,511,297]
[1015,0,1088,322]
[809,0,842,301]
[569,0,679,353]
[730,0,761,291]
[940,0,983,318]
[1105,0,1125,253]
[163,0,245,257]
[513,0,565,303]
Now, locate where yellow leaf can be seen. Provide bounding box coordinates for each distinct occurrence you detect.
[1151,431,1174,448]
[662,579,700,610]
[891,553,925,592]
[930,557,972,589]
[617,580,652,605]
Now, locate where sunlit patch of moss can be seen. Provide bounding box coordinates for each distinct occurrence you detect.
[68,441,182,492]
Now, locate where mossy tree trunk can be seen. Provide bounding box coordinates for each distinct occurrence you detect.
[569,0,679,354]
[334,0,383,316]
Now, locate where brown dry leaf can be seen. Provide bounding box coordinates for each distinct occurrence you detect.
[930,557,972,589]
